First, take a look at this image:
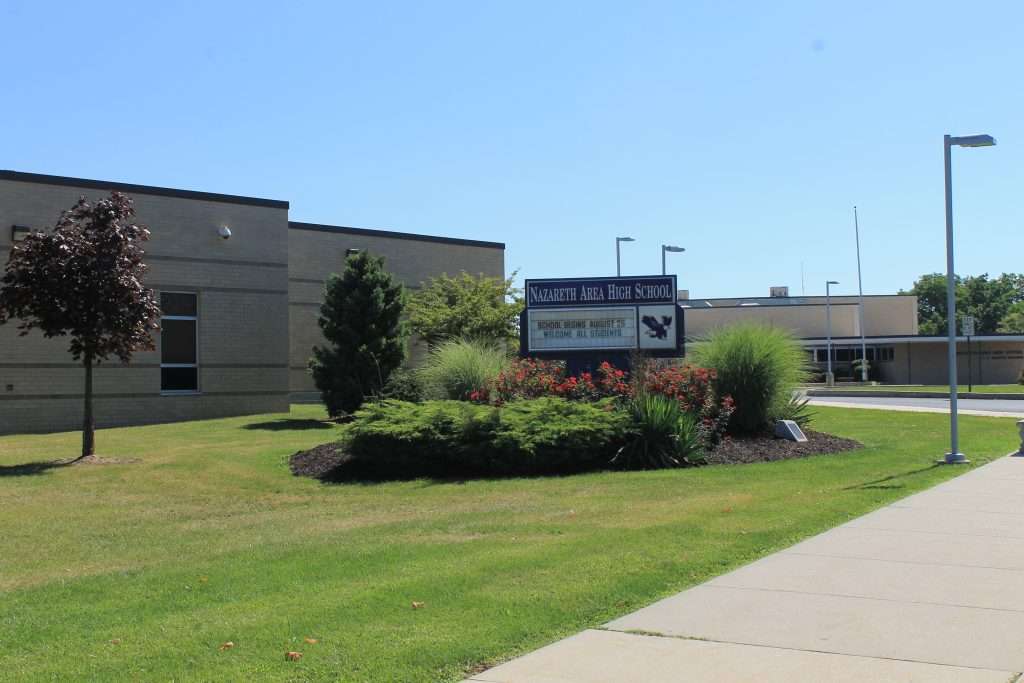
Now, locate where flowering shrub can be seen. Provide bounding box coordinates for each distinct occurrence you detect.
[640,364,735,447]
[475,358,629,404]
[472,358,734,448]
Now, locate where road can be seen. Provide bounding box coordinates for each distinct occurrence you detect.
[807,394,1024,417]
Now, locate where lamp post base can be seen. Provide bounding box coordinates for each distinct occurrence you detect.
[938,452,970,465]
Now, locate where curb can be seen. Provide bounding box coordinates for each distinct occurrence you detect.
[805,390,1024,400]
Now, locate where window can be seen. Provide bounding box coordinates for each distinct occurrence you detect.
[160,292,198,393]
[876,346,895,362]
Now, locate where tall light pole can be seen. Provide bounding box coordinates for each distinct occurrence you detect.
[854,207,868,382]
[826,280,839,387]
[616,237,635,277]
[941,133,996,465]
[662,245,685,275]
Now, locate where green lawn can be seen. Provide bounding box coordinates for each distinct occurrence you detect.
[0,405,1018,682]
[811,384,1024,394]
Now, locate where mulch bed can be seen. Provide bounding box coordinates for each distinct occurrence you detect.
[705,429,862,465]
[289,429,862,481]
[289,442,349,480]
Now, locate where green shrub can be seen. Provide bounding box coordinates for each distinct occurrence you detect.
[380,367,424,402]
[613,393,703,470]
[343,398,630,477]
[1018,367,1024,385]
[692,323,810,434]
[417,339,507,400]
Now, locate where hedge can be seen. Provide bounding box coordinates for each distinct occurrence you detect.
[343,397,630,477]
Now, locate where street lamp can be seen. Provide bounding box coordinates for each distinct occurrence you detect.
[616,237,635,277]
[826,280,839,387]
[941,133,996,465]
[662,245,685,275]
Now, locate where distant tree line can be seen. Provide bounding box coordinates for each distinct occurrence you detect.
[902,273,1024,335]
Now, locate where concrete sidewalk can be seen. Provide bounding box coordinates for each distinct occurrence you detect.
[466,455,1024,682]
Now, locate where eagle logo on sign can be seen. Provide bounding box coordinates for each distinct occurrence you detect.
[641,315,673,340]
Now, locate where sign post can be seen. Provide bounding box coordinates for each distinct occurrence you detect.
[963,315,976,392]
[522,275,683,371]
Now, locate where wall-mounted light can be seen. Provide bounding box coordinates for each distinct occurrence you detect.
[11,225,30,242]
[345,248,361,257]
[218,226,232,240]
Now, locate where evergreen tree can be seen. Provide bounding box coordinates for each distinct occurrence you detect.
[309,251,406,417]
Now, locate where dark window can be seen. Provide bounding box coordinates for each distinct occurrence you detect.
[160,292,198,392]
[161,367,198,392]
[161,320,196,364]
[160,292,198,317]
[876,346,895,362]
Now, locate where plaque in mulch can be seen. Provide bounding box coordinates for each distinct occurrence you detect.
[706,429,862,466]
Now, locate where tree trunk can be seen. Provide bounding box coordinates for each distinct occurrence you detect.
[82,353,95,458]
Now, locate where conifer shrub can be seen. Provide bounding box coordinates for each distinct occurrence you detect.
[342,398,630,477]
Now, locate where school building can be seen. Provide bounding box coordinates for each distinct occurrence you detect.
[680,289,1024,385]
[0,170,504,434]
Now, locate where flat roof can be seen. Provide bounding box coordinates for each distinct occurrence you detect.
[288,221,504,250]
[0,170,290,209]
[799,334,1024,344]
[699,294,915,301]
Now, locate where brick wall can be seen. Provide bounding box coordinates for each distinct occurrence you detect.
[287,224,505,399]
[0,174,291,434]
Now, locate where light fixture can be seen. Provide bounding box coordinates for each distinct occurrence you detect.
[949,134,996,148]
[11,225,30,242]
[345,248,361,257]
[218,226,232,240]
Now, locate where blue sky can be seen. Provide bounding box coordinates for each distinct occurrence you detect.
[3,1,1020,298]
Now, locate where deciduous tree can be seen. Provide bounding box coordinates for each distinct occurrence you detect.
[903,272,1023,335]
[0,193,160,458]
[408,272,522,348]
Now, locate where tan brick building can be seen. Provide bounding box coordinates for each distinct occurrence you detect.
[0,171,504,434]
[681,291,1024,384]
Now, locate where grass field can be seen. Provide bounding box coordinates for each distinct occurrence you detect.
[0,405,1018,682]
[809,384,1024,394]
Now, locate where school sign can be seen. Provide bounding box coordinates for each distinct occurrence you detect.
[521,275,683,358]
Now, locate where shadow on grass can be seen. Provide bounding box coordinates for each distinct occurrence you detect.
[243,419,335,432]
[842,463,940,491]
[0,460,70,477]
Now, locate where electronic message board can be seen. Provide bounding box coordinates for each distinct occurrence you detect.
[521,275,682,358]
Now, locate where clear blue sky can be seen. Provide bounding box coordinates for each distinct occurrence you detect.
[4,1,1020,298]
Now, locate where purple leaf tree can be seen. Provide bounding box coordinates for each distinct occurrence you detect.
[0,192,161,458]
